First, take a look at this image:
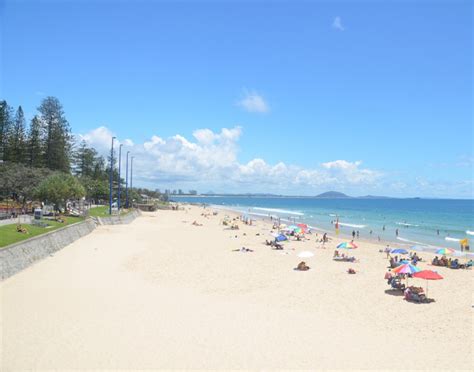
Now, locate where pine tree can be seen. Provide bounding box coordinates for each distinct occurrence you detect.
[0,100,13,162]
[38,97,72,172]
[73,140,98,178]
[27,115,45,167]
[7,106,28,163]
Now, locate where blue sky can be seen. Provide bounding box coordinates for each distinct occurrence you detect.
[2,0,472,197]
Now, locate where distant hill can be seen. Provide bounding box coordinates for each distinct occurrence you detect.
[315,191,350,198]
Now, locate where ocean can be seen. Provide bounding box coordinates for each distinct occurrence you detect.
[171,196,474,251]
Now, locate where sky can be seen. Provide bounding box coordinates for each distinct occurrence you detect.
[1,0,473,198]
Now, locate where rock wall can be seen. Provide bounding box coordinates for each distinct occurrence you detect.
[1,210,141,280]
[96,209,141,225]
[1,219,97,280]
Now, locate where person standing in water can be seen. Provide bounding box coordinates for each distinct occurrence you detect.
[396,229,399,237]
[352,230,356,239]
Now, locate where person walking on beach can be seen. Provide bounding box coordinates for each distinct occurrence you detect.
[356,230,360,238]
[352,230,356,239]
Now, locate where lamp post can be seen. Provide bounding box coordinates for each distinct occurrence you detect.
[109,136,116,215]
[125,151,130,208]
[130,156,134,208]
[117,144,123,213]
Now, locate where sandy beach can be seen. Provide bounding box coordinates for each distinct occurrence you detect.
[1,205,472,370]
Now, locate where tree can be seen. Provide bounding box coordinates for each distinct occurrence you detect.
[0,163,54,207]
[73,140,98,178]
[0,100,13,162]
[6,106,28,163]
[35,173,85,212]
[27,115,45,167]
[38,97,72,172]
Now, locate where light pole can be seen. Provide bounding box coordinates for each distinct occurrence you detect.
[125,151,130,208]
[130,156,134,208]
[109,136,116,215]
[118,144,123,213]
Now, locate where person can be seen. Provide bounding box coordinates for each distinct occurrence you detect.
[356,230,359,238]
[432,256,439,265]
[334,250,340,258]
[370,230,373,235]
[383,225,385,231]
[437,229,440,235]
[352,230,356,239]
[347,268,356,274]
[385,245,391,258]
[396,229,399,237]
[378,235,381,242]
[295,261,310,271]
[384,269,393,284]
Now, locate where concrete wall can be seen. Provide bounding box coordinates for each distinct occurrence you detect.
[1,210,142,280]
[96,209,141,225]
[1,219,97,280]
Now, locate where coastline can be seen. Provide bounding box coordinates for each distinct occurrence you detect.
[185,201,474,257]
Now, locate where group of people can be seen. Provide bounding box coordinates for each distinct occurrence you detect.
[333,250,357,262]
[432,256,473,269]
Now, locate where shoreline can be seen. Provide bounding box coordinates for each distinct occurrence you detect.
[183,202,474,257]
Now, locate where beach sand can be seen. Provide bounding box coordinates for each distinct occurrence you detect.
[1,205,472,370]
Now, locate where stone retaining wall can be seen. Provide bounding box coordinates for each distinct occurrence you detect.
[1,219,97,280]
[1,209,142,280]
[96,209,141,225]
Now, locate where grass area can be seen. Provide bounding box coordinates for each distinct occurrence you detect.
[87,206,133,217]
[0,216,84,248]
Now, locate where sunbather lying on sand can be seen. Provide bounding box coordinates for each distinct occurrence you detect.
[347,268,356,274]
[295,261,310,271]
[232,247,253,252]
[192,221,203,226]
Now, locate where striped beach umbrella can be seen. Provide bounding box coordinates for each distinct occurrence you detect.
[436,248,455,255]
[337,242,358,249]
[392,263,421,275]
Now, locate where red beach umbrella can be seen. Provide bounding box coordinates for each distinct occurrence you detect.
[413,270,443,297]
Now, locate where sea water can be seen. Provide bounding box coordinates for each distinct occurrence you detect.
[172,196,474,251]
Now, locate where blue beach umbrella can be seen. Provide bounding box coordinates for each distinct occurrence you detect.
[390,248,408,255]
[276,234,288,242]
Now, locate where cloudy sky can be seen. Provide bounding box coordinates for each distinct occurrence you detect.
[2,0,472,198]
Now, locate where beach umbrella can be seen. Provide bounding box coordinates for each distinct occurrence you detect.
[413,270,443,297]
[297,251,314,258]
[392,263,421,275]
[276,234,288,242]
[390,248,408,255]
[436,248,455,255]
[337,242,358,249]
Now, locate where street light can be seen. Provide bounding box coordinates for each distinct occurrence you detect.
[118,144,123,213]
[109,136,116,215]
[130,156,134,208]
[125,151,130,208]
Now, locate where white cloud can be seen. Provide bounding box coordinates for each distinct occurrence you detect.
[78,126,115,153]
[332,16,345,31]
[79,126,384,194]
[237,91,269,113]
